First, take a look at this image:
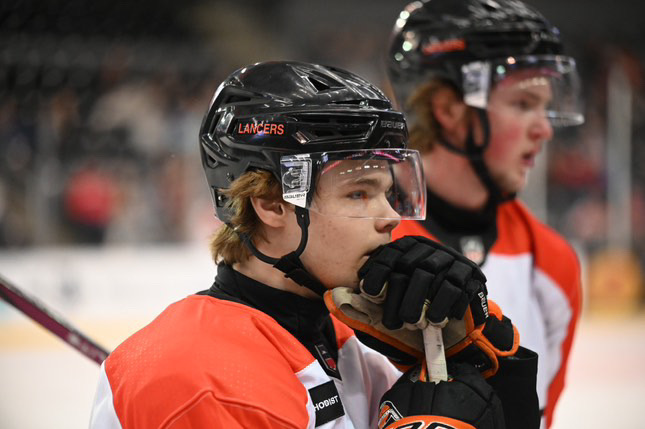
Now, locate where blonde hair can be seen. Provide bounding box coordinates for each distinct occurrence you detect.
[406,79,456,153]
[209,170,283,265]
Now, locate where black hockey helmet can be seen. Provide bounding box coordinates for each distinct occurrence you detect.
[200,61,424,223]
[200,61,426,295]
[387,0,583,204]
[388,0,583,127]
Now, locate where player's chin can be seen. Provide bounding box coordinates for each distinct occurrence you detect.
[499,173,527,194]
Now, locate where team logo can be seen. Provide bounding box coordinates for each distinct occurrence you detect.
[314,342,340,378]
[236,121,285,135]
[460,236,485,265]
[421,38,466,55]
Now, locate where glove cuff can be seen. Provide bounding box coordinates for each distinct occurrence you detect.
[446,299,520,378]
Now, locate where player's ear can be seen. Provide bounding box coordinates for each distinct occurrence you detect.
[251,196,291,228]
[431,86,468,133]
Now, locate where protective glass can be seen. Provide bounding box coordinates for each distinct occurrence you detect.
[462,55,584,127]
[280,149,426,220]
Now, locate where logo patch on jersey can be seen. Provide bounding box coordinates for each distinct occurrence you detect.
[314,341,340,379]
[308,381,345,426]
[460,236,485,265]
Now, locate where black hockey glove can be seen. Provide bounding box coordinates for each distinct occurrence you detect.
[378,362,505,429]
[325,235,519,375]
[358,236,487,329]
[352,235,488,367]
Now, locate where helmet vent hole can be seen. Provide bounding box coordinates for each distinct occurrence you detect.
[312,129,334,137]
[225,95,252,104]
[308,76,331,92]
[305,70,344,92]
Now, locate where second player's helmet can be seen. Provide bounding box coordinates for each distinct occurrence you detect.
[200,61,425,224]
[388,0,583,126]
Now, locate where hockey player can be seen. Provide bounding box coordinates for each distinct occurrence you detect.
[89,61,538,428]
[386,1,585,426]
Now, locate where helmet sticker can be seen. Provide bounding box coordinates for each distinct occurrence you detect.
[282,155,312,208]
[462,61,491,109]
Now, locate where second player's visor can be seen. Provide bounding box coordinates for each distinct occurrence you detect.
[462,55,584,127]
[280,148,425,220]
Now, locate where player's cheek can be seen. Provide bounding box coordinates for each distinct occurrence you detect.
[489,123,524,160]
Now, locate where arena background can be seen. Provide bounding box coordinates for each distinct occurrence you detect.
[1,1,644,427]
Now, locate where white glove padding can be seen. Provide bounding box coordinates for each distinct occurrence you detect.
[325,287,519,377]
[324,287,425,366]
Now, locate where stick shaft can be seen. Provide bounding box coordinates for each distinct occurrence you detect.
[422,325,447,383]
[0,274,109,365]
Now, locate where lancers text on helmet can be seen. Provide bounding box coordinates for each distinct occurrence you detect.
[237,122,285,136]
[421,38,466,56]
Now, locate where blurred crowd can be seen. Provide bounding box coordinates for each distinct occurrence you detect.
[0,45,220,245]
[0,1,643,307]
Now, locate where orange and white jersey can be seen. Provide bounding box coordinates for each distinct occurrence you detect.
[90,292,401,428]
[393,200,582,429]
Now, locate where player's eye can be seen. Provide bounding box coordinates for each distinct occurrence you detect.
[512,97,535,111]
[347,190,367,200]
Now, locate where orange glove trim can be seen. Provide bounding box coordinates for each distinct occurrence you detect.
[444,299,520,378]
[383,415,477,429]
[324,291,424,361]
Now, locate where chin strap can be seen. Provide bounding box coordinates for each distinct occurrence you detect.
[237,206,326,297]
[435,108,516,206]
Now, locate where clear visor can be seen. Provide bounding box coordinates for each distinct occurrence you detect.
[462,55,584,127]
[280,149,426,220]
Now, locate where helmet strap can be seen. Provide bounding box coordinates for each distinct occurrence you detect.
[466,108,517,204]
[435,108,516,205]
[237,206,327,297]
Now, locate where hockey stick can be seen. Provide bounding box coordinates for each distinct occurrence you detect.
[0,274,109,365]
[325,287,448,382]
[421,325,448,383]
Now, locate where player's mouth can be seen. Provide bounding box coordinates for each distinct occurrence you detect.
[521,152,536,167]
[363,245,384,261]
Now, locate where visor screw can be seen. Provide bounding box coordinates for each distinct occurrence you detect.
[226,172,234,182]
